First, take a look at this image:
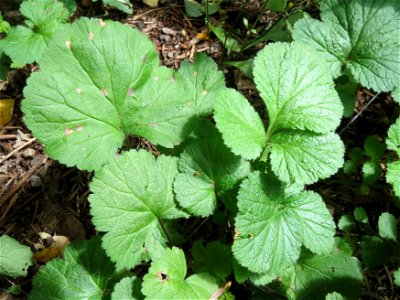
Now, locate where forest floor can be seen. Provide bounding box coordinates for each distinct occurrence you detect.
[0,0,399,299]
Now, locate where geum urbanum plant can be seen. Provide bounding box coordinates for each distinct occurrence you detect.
[22,16,366,300]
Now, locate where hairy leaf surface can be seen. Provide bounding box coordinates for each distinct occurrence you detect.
[111,276,143,300]
[30,237,116,299]
[253,42,343,133]
[232,172,335,274]
[293,0,400,92]
[174,128,250,216]
[142,247,217,299]
[214,88,265,160]
[89,150,187,269]
[269,131,344,185]
[176,53,225,115]
[280,239,363,300]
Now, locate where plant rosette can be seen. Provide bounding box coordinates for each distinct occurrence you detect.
[0,98,15,126]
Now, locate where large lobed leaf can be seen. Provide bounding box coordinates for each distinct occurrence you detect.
[232,172,335,274]
[215,42,344,185]
[0,0,69,67]
[22,18,225,171]
[89,150,187,269]
[293,0,400,92]
[142,247,217,299]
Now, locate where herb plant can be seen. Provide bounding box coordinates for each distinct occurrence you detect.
[12,0,400,298]
[0,0,70,68]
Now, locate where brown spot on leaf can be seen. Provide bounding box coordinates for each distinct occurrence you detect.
[64,128,74,136]
[76,124,84,132]
[99,19,106,27]
[88,32,94,41]
[101,88,108,96]
[156,272,169,282]
[65,41,72,49]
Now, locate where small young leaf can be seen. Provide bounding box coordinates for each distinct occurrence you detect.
[362,160,381,184]
[214,88,266,160]
[293,0,400,92]
[232,172,335,274]
[360,236,390,267]
[174,129,250,217]
[30,237,116,299]
[89,150,187,269]
[111,276,143,300]
[192,240,233,280]
[337,214,356,232]
[0,235,33,278]
[253,42,343,134]
[364,136,385,160]
[269,131,344,185]
[353,207,368,224]
[0,0,69,67]
[280,239,363,300]
[378,212,398,242]
[176,53,225,115]
[142,247,217,299]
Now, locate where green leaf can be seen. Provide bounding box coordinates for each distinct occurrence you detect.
[232,172,335,274]
[360,236,390,267]
[176,53,225,115]
[392,87,400,103]
[103,0,133,14]
[293,0,400,92]
[174,128,250,216]
[22,18,159,170]
[280,239,363,300]
[265,0,287,12]
[362,160,381,184]
[209,24,242,54]
[214,88,266,160]
[387,161,400,198]
[89,150,187,269]
[225,59,254,79]
[394,269,400,287]
[335,74,358,117]
[253,42,343,134]
[325,292,344,300]
[0,0,69,67]
[0,235,33,278]
[337,214,356,232]
[184,0,221,17]
[269,131,344,185]
[0,12,10,33]
[387,118,400,155]
[364,136,385,160]
[142,247,217,299]
[59,0,77,14]
[111,276,143,300]
[30,237,116,299]
[192,240,233,280]
[353,207,368,224]
[378,212,398,242]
